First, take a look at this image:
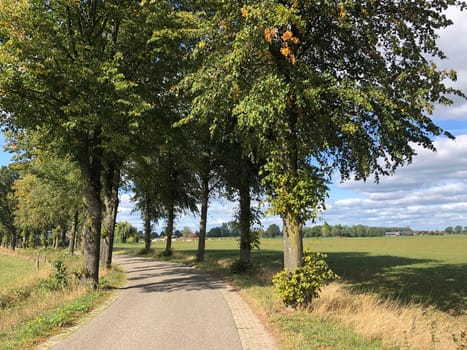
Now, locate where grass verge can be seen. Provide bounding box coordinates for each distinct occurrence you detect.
[0,248,126,350]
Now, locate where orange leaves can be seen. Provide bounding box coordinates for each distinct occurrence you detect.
[338,3,346,18]
[280,46,291,57]
[264,27,300,64]
[281,30,293,41]
[279,30,300,65]
[264,27,278,43]
[241,6,248,18]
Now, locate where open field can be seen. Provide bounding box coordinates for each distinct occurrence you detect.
[116,235,467,349]
[118,235,467,315]
[0,254,37,287]
[0,248,125,350]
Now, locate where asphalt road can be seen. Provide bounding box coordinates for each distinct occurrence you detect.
[46,255,277,350]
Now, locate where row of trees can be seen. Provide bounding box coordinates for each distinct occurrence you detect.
[1,1,464,289]
[445,226,467,234]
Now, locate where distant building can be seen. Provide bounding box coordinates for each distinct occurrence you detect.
[385,231,401,236]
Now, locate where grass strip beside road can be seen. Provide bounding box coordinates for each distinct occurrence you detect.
[0,249,126,350]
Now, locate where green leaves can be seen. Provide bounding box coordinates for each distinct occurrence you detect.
[273,251,339,307]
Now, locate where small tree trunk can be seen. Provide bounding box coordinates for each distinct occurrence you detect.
[165,204,175,255]
[196,176,209,262]
[10,231,16,251]
[239,167,251,265]
[101,162,120,268]
[283,211,303,273]
[143,202,152,252]
[69,210,79,255]
[60,228,67,247]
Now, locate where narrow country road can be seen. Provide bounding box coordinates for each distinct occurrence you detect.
[42,255,278,350]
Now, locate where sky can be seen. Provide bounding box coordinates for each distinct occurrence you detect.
[1,8,467,232]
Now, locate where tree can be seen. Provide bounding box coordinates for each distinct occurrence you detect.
[185,0,466,275]
[454,225,463,234]
[0,166,18,249]
[445,226,454,234]
[7,133,83,250]
[265,224,281,238]
[114,221,138,244]
[0,1,181,286]
[182,226,193,238]
[207,226,222,237]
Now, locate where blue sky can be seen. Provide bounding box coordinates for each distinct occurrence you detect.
[2,8,467,232]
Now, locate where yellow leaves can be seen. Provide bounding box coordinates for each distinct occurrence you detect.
[232,83,240,101]
[280,46,290,57]
[241,6,248,18]
[338,3,346,18]
[264,28,272,43]
[341,123,357,135]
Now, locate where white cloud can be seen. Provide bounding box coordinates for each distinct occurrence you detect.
[324,135,467,230]
[433,8,467,121]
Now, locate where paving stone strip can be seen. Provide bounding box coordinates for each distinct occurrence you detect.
[221,287,278,350]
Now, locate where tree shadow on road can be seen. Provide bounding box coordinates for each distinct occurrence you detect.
[119,259,227,293]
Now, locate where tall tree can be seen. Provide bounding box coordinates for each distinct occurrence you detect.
[185,0,466,273]
[0,1,174,286]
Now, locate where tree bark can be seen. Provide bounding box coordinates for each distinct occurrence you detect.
[79,147,103,289]
[282,108,304,273]
[143,200,152,252]
[283,212,303,273]
[101,162,120,268]
[239,164,251,264]
[165,203,174,255]
[69,210,79,255]
[196,176,209,262]
[10,231,16,251]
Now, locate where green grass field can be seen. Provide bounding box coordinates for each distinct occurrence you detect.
[117,235,467,315]
[0,254,36,288]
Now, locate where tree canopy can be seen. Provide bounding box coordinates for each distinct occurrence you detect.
[1,0,465,284]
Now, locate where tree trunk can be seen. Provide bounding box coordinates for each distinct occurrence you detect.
[282,108,304,274]
[143,201,152,252]
[165,204,174,255]
[82,186,102,288]
[69,210,79,255]
[60,227,67,247]
[196,176,209,262]
[239,164,251,264]
[101,162,120,268]
[283,211,303,273]
[10,231,16,251]
[79,149,103,289]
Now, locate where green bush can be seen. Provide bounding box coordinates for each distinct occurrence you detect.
[230,259,257,274]
[272,251,339,308]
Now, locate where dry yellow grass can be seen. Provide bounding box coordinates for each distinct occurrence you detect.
[312,282,466,350]
[0,285,88,334]
[0,248,116,339]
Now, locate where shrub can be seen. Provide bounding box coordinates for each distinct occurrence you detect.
[40,256,68,291]
[230,259,257,274]
[272,251,339,308]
